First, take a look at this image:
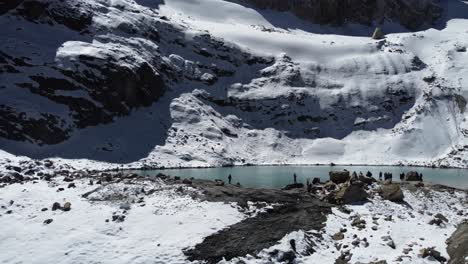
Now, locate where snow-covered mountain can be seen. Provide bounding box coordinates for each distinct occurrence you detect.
[1,0,468,169]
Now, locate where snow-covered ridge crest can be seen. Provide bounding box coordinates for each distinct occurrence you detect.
[0,0,467,169]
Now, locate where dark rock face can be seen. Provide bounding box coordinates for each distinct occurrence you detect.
[239,0,443,30]
[0,106,70,145]
[447,221,468,264]
[15,0,93,32]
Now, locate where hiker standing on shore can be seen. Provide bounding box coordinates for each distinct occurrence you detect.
[379,172,383,180]
[293,173,297,184]
[228,174,232,184]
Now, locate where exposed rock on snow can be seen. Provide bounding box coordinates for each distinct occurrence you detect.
[446,221,468,264]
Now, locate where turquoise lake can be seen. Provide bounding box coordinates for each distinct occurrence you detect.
[136,165,468,190]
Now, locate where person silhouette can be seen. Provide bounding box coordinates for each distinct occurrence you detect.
[228,174,232,184]
[293,173,297,184]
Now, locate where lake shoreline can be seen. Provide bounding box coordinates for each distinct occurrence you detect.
[111,162,468,172]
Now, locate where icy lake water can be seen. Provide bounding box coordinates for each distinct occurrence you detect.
[136,165,468,190]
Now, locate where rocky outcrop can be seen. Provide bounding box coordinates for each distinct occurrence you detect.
[447,221,468,264]
[238,0,442,30]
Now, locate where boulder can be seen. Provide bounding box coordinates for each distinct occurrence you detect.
[312,177,321,184]
[379,184,404,202]
[332,232,345,241]
[419,247,447,262]
[351,217,366,229]
[335,181,368,204]
[405,171,421,181]
[358,175,376,185]
[62,202,71,211]
[52,202,61,211]
[329,171,350,184]
[182,178,192,185]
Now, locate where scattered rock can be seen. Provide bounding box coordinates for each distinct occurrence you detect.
[387,240,396,249]
[67,183,76,188]
[332,232,345,241]
[120,203,131,210]
[112,214,126,222]
[62,202,71,212]
[382,236,396,249]
[43,219,53,225]
[52,202,61,211]
[63,177,74,182]
[434,213,448,223]
[351,217,366,229]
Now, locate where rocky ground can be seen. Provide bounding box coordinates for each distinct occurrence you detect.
[0,164,467,264]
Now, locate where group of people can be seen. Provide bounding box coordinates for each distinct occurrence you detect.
[226,169,424,188]
[350,171,373,178]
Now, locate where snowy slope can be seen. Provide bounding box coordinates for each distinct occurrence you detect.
[1,0,468,169]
